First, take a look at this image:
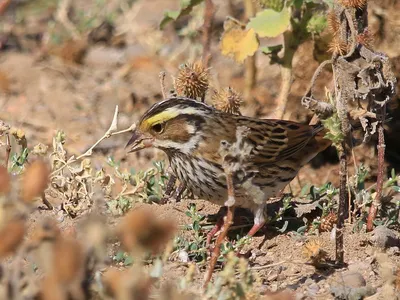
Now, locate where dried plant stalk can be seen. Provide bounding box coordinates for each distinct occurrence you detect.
[202,0,215,67]
[366,122,385,231]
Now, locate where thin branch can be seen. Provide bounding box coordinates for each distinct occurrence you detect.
[366,121,386,231]
[243,0,256,102]
[50,106,136,176]
[5,133,10,168]
[202,0,215,68]
[55,0,80,40]
[159,71,167,99]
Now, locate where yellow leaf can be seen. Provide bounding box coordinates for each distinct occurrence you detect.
[220,21,259,64]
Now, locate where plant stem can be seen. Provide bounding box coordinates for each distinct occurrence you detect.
[243,0,256,102]
[336,142,347,265]
[366,122,386,231]
[5,133,11,169]
[277,30,295,119]
[202,0,215,68]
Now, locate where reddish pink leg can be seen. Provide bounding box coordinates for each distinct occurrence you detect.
[246,221,266,237]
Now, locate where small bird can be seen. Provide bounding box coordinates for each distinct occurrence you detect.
[126,97,331,237]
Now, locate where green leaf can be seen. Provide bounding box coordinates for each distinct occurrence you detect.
[277,220,289,233]
[306,14,327,35]
[300,184,310,197]
[159,0,204,30]
[247,8,290,38]
[260,45,283,54]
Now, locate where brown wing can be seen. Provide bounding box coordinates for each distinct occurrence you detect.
[236,118,323,165]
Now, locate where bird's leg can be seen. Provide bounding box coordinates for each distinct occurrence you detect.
[247,204,267,237]
[246,221,266,237]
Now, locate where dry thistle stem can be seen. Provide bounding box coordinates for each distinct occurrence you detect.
[0,217,26,259]
[22,160,50,204]
[174,61,209,101]
[212,87,242,115]
[338,0,367,8]
[0,165,10,194]
[117,208,176,254]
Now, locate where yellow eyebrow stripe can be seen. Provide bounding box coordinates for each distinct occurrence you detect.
[142,107,200,129]
[142,111,179,129]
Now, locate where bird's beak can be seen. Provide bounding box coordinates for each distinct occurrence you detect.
[125,130,154,153]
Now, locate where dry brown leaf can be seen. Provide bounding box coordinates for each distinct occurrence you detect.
[0,71,10,94]
[117,208,176,254]
[220,20,259,63]
[22,160,50,203]
[0,165,10,194]
[0,217,26,259]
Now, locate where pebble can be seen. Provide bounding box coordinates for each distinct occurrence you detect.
[339,271,366,288]
[371,225,400,249]
[177,250,189,263]
[307,283,319,296]
[387,246,400,255]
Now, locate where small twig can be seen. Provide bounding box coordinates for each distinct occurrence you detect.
[159,71,167,99]
[202,0,215,68]
[41,192,53,210]
[55,0,80,40]
[303,59,333,99]
[343,9,358,58]
[366,121,386,231]
[50,106,136,176]
[5,133,11,168]
[251,260,307,270]
[336,143,346,265]
[243,0,256,102]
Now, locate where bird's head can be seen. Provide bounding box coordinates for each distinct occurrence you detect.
[126,97,211,154]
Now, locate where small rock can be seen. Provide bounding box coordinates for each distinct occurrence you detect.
[305,278,315,285]
[387,246,400,255]
[307,283,319,296]
[177,250,189,263]
[330,271,376,300]
[341,271,366,288]
[370,225,400,249]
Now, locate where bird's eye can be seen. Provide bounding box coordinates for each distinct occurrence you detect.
[152,123,164,133]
